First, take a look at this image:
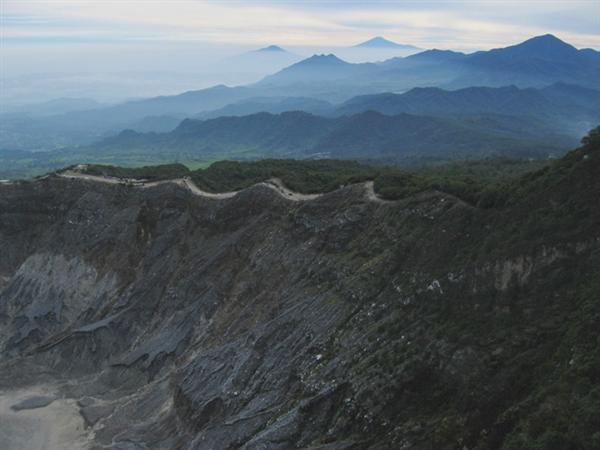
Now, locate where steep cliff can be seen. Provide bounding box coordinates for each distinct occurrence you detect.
[0,131,599,449]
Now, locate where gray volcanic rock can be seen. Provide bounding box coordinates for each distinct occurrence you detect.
[10,395,56,411]
[0,152,599,450]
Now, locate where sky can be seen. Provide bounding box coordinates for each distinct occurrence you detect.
[1,0,599,103]
[3,0,599,49]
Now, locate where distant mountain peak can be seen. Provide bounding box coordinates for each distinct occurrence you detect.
[479,34,579,61]
[256,45,287,53]
[354,36,418,50]
[301,54,349,65]
[466,33,581,67]
[258,53,354,85]
[527,34,566,43]
[408,49,465,60]
[516,34,576,51]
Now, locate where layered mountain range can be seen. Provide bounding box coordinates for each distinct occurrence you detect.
[259,34,600,91]
[91,109,572,161]
[1,34,599,183]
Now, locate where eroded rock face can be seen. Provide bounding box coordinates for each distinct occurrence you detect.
[0,253,118,354]
[0,176,598,449]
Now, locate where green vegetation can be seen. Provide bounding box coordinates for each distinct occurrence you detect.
[189,159,375,194]
[73,155,553,204]
[0,147,220,181]
[74,159,375,193]
[498,248,600,450]
[338,127,600,449]
[81,163,191,181]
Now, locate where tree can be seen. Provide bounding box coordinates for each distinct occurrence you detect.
[581,126,600,147]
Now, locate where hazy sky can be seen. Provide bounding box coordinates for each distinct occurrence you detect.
[3,0,599,49]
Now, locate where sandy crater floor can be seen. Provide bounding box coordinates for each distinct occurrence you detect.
[0,385,92,450]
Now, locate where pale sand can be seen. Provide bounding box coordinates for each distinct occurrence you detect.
[0,385,92,450]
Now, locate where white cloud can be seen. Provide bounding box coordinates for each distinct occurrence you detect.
[3,0,597,49]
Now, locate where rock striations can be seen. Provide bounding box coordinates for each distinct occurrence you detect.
[0,131,600,449]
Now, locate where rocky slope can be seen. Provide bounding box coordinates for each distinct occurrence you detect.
[0,130,599,449]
